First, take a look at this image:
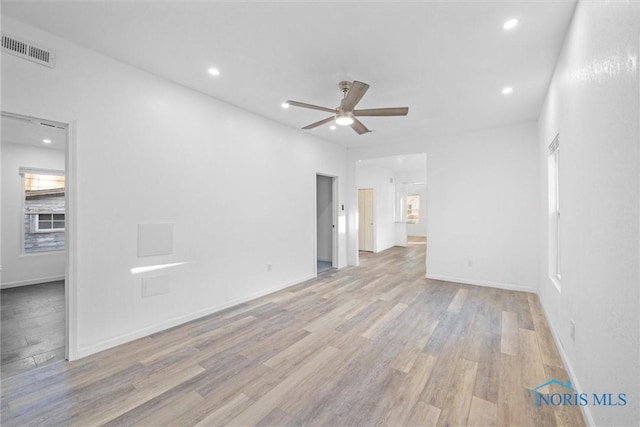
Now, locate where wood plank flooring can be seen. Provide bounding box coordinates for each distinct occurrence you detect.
[1,281,65,378]
[0,244,585,426]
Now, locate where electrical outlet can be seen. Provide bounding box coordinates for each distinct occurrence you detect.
[570,319,576,341]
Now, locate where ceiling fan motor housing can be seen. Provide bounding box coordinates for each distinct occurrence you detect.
[338,81,353,93]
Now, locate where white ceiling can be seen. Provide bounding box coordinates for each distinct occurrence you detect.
[2,1,576,148]
[1,115,66,151]
[359,153,427,174]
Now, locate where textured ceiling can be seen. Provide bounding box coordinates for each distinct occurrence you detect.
[2,1,576,148]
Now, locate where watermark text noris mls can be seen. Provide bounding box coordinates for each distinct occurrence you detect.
[531,379,627,408]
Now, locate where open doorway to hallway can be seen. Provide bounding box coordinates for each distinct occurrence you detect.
[406,184,427,248]
[1,112,69,378]
[316,174,338,274]
[356,153,427,263]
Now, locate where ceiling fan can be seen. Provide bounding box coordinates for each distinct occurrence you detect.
[285,81,409,135]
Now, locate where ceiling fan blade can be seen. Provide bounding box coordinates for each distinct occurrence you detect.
[341,81,370,111]
[350,118,370,135]
[302,116,335,130]
[287,100,337,114]
[353,107,409,117]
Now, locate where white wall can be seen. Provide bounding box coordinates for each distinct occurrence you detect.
[356,164,397,252]
[537,1,639,425]
[426,124,539,290]
[348,122,539,292]
[316,175,332,262]
[1,17,347,358]
[1,141,66,288]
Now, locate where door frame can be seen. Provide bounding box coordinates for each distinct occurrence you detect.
[314,173,339,276]
[1,110,78,361]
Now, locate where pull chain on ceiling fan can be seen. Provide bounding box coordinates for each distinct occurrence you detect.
[286,81,409,135]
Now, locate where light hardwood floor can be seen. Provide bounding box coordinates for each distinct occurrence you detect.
[0,244,585,426]
[1,281,65,378]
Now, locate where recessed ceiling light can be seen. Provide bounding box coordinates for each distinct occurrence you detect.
[502,86,513,95]
[503,18,519,30]
[281,102,290,109]
[329,125,336,130]
[42,139,52,144]
[208,67,220,76]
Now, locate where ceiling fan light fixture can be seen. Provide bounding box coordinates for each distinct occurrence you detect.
[335,113,354,126]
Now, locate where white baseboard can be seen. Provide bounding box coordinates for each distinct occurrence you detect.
[76,273,316,359]
[537,295,595,426]
[1,275,65,289]
[425,273,537,293]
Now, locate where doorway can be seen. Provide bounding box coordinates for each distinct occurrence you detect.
[316,174,337,274]
[358,188,374,252]
[354,154,427,266]
[0,112,72,377]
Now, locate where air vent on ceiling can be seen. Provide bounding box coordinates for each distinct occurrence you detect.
[38,121,65,130]
[2,33,55,68]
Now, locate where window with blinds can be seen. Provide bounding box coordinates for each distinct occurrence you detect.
[20,169,66,253]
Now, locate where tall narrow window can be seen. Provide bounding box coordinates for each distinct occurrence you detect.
[21,169,65,253]
[548,135,561,286]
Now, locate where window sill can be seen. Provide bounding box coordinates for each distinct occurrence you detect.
[20,249,65,257]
